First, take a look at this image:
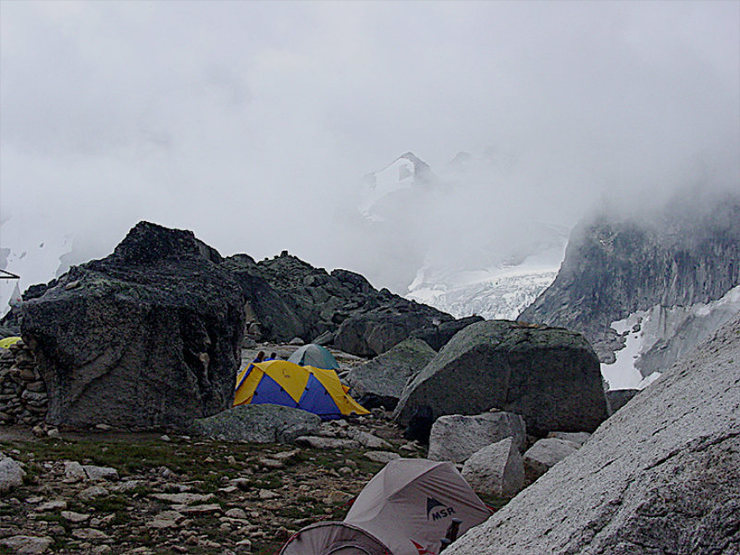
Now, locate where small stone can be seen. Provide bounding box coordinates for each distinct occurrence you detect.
[363,451,401,463]
[71,528,110,541]
[35,500,67,512]
[46,428,60,439]
[94,424,112,431]
[160,434,171,442]
[25,496,43,504]
[0,456,26,493]
[219,486,238,494]
[83,465,119,482]
[0,535,53,554]
[78,486,109,502]
[61,511,90,523]
[63,461,86,483]
[175,503,221,515]
[258,489,279,500]
[224,508,247,519]
[150,493,215,505]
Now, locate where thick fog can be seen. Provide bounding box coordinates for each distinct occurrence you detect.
[1,1,738,297]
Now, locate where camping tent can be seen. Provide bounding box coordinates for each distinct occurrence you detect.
[288,343,340,370]
[234,360,369,420]
[280,458,492,555]
[0,336,22,349]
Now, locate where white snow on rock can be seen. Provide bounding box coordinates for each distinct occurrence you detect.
[601,285,740,390]
[407,246,565,320]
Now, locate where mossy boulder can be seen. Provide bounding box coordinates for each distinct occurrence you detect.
[393,320,608,436]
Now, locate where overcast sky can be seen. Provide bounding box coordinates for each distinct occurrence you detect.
[1,0,738,292]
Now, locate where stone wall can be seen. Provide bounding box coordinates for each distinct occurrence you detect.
[0,341,47,426]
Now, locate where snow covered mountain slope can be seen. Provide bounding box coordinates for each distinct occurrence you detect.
[407,242,566,320]
[602,285,740,390]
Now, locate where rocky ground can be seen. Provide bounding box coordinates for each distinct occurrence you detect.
[0,409,428,555]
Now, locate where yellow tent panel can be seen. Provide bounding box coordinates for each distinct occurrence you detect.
[234,360,369,419]
[0,336,21,349]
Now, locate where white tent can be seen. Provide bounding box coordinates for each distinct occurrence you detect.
[280,458,491,555]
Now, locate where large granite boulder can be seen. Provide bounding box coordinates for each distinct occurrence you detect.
[428,411,527,463]
[191,404,320,443]
[394,320,608,436]
[21,222,246,431]
[344,338,437,410]
[446,312,740,554]
[522,437,580,483]
[461,437,525,499]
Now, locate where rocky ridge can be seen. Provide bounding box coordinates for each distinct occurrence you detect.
[519,191,740,367]
[447,311,740,554]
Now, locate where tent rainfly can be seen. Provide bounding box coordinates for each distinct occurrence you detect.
[234,360,369,420]
[288,343,340,370]
[280,458,492,555]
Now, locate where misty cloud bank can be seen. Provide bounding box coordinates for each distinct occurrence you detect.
[1,1,737,297]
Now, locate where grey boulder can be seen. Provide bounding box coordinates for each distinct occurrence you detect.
[461,437,525,498]
[344,338,437,410]
[522,437,580,483]
[191,404,320,443]
[21,222,245,431]
[446,312,740,554]
[427,411,526,463]
[606,388,639,414]
[0,453,25,493]
[394,320,608,436]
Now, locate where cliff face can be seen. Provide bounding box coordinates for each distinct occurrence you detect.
[519,192,739,364]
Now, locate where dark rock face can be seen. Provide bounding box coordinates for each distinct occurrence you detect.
[394,320,608,436]
[409,315,484,351]
[21,222,245,431]
[519,192,740,363]
[606,388,639,414]
[224,251,454,357]
[447,313,740,555]
[344,338,437,410]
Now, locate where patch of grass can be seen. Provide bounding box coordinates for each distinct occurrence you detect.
[82,493,130,513]
[477,492,511,512]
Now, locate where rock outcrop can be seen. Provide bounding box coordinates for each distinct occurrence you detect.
[519,191,740,365]
[394,320,608,436]
[344,338,437,410]
[191,404,321,443]
[20,222,246,431]
[447,312,740,554]
[224,252,455,357]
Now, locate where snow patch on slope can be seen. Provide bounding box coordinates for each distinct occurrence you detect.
[601,285,740,390]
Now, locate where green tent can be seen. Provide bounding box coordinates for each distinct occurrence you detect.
[288,343,340,370]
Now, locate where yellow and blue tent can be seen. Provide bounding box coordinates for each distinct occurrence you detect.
[234,360,369,420]
[0,336,22,349]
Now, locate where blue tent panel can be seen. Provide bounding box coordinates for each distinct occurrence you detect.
[252,374,301,408]
[298,374,343,420]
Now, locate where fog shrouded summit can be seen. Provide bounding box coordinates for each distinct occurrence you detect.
[1,2,738,311]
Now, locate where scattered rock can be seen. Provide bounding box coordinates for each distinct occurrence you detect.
[35,500,67,512]
[0,453,26,493]
[150,493,216,505]
[346,429,392,450]
[523,438,581,483]
[294,436,361,449]
[363,451,401,463]
[461,437,525,498]
[0,535,53,555]
[77,486,109,502]
[428,411,527,463]
[63,461,86,482]
[71,528,110,541]
[83,465,119,482]
[192,404,321,444]
[546,431,591,446]
[61,511,90,523]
